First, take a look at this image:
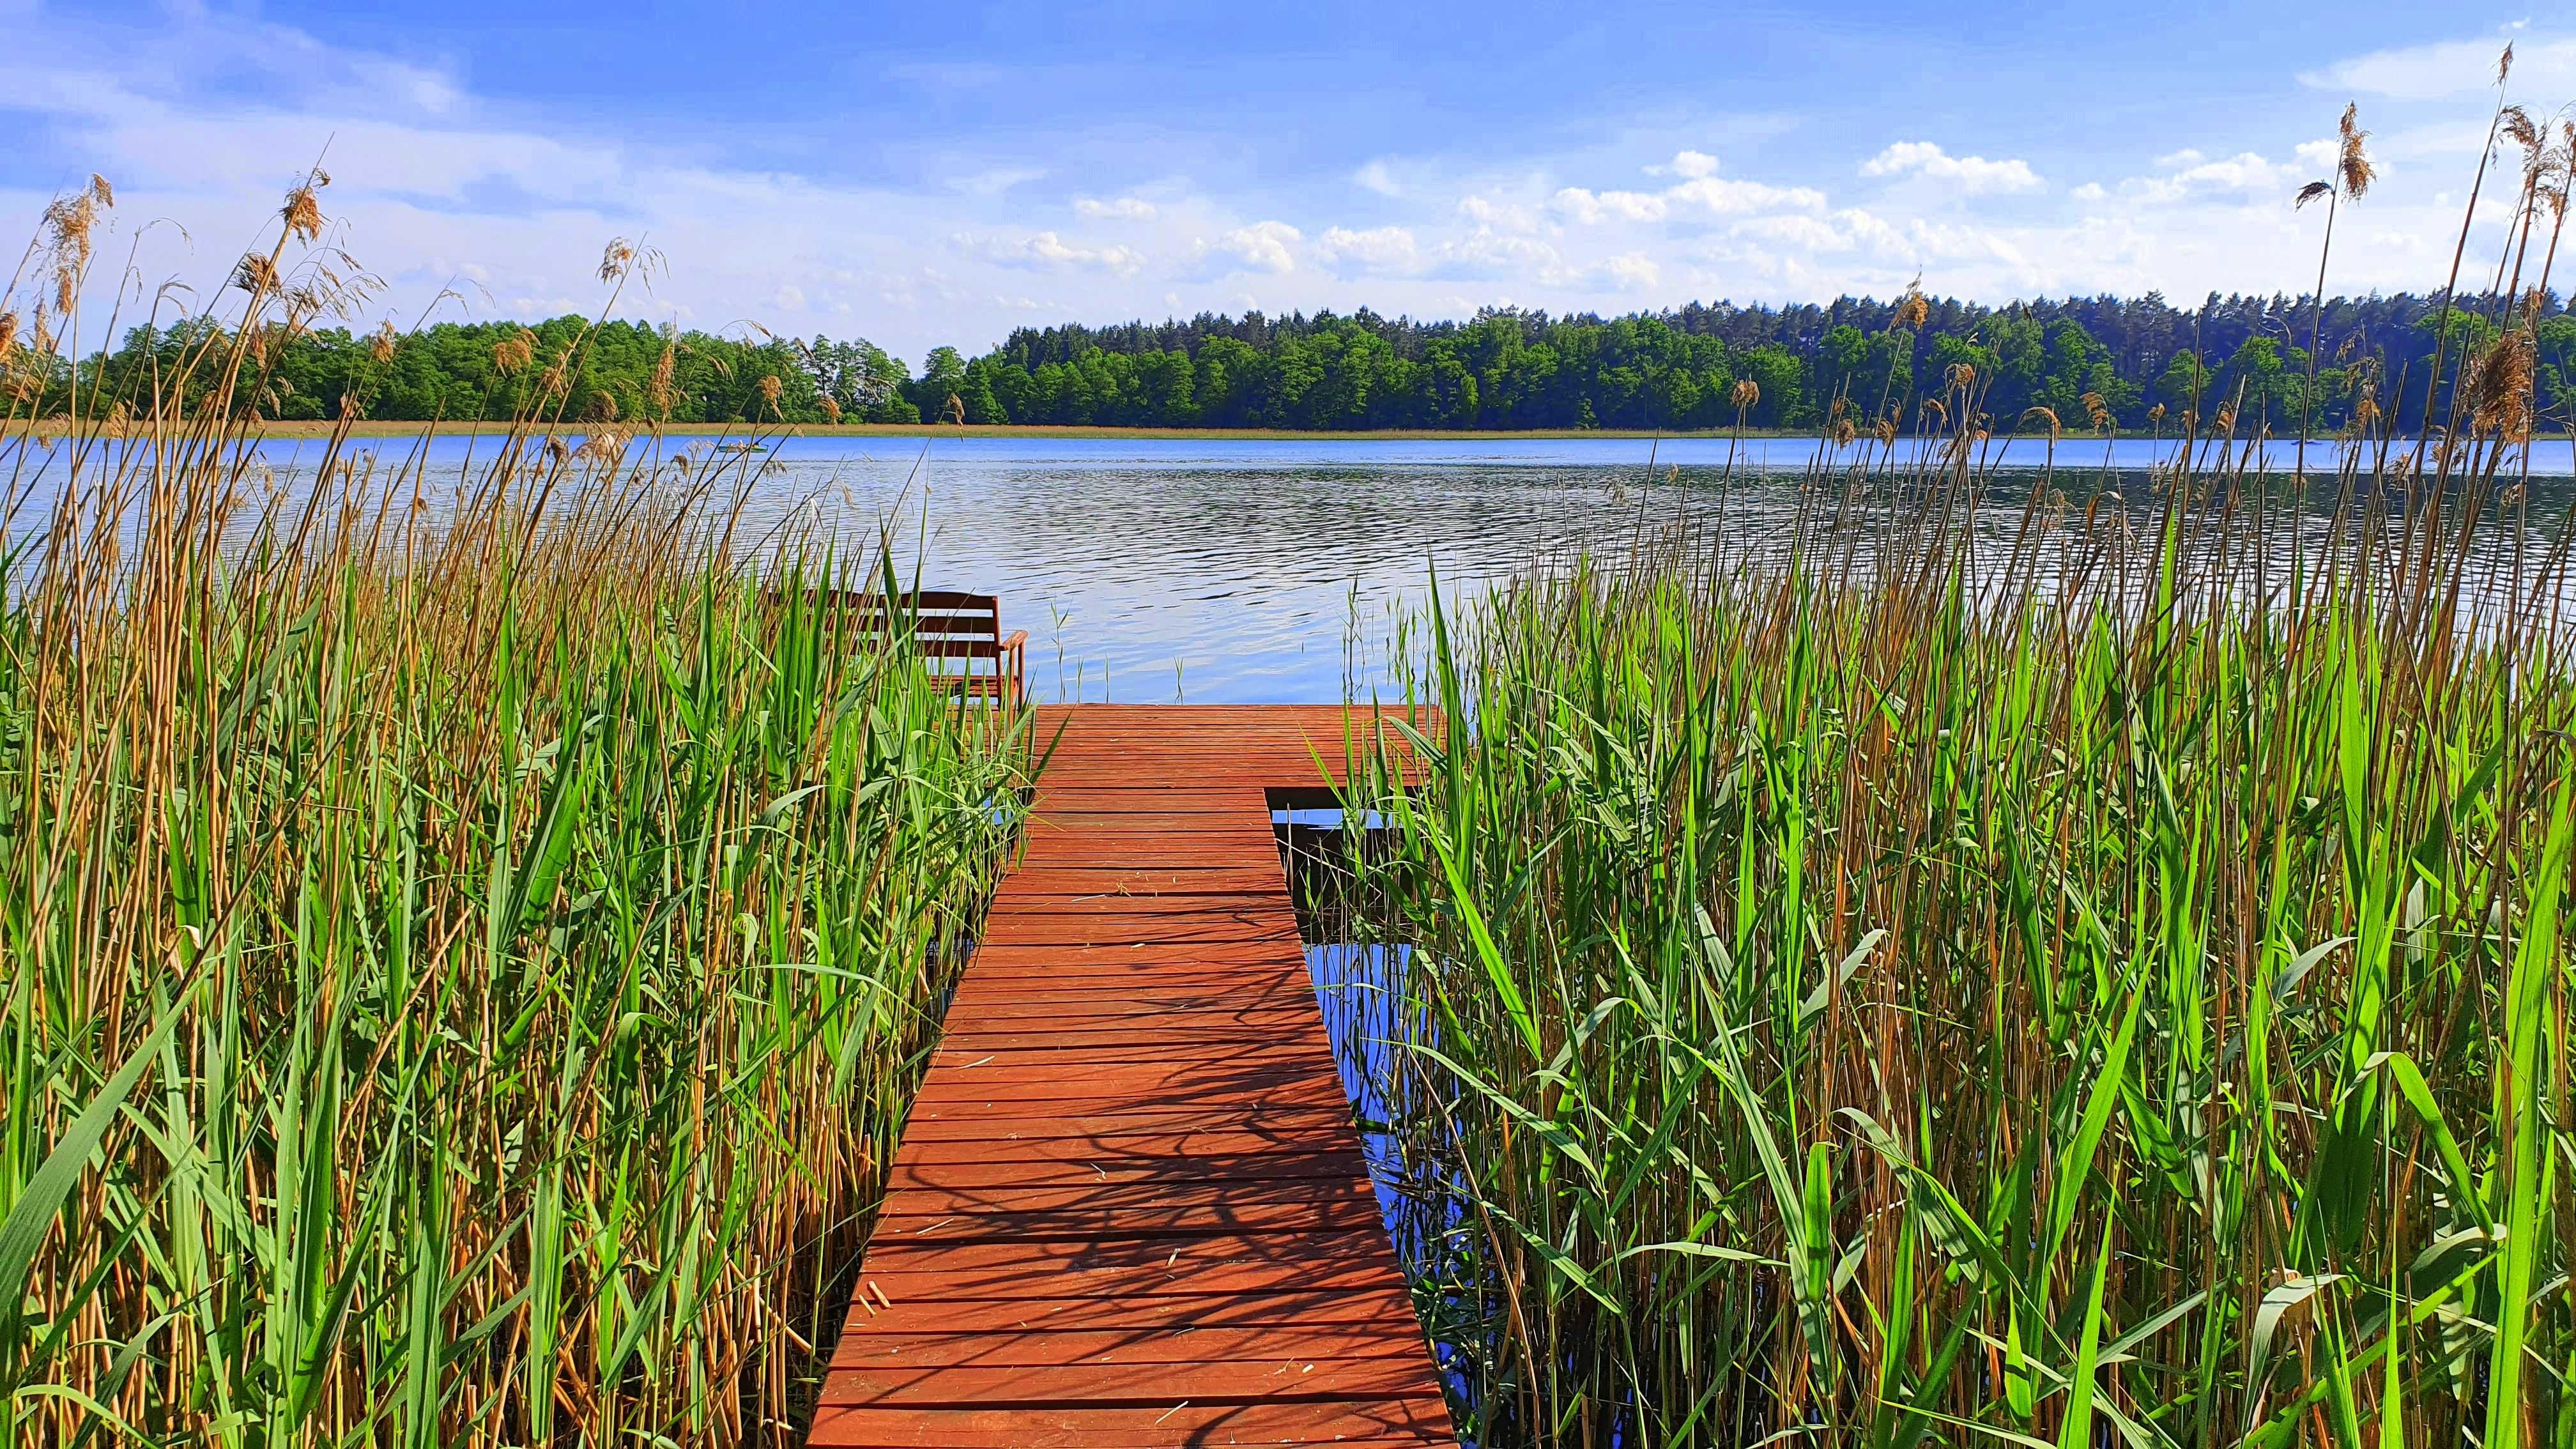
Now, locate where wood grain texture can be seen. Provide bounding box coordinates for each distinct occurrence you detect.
[811,706,1456,1448]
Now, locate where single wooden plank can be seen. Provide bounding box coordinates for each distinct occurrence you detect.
[903,1081,1352,1121]
[1003,867,1290,894]
[928,1027,1335,1053]
[892,1119,1366,1158]
[858,1256,1404,1301]
[808,1399,1452,1448]
[980,915,1300,944]
[818,1356,1443,1406]
[982,894,1302,916]
[841,1291,1423,1334]
[898,1064,1353,1098]
[882,1154,1375,1192]
[827,706,1453,1446]
[889,1105,1361,1142]
[871,1199,1391,1241]
[939,990,1321,1016]
[926,1037,1336,1065]
[831,1325,1430,1368]
[933,999,1326,1025]
[905,1069,1349,1102]
[962,942,1311,967]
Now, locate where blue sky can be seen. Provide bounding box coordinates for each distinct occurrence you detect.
[4,1,2570,365]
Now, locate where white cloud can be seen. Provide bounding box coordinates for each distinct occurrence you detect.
[1425,227,1566,280]
[2071,181,2108,203]
[1601,252,1660,289]
[1457,194,1540,233]
[772,282,806,310]
[1315,225,1421,275]
[1669,176,1827,214]
[1554,187,1669,223]
[1209,220,1301,273]
[2298,34,2575,102]
[2112,150,2299,204]
[1860,141,2043,194]
[972,229,1147,275]
[1556,170,1825,225]
[1716,208,2029,272]
[1353,160,1403,197]
[1646,149,1721,178]
[1731,214,1848,253]
[1073,195,1157,220]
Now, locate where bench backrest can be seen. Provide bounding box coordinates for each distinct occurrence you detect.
[795,589,1004,663]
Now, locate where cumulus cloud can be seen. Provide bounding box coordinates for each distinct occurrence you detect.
[1073,195,1156,220]
[2110,150,2300,203]
[1645,149,1721,178]
[1670,176,1827,214]
[1353,160,1403,197]
[1315,225,1421,275]
[1600,252,1660,289]
[1731,214,1848,254]
[1719,208,2028,270]
[1555,173,1824,224]
[972,229,1146,275]
[1208,220,1301,273]
[1554,187,1671,224]
[1860,141,2043,194]
[1424,227,1566,281]
[1457,194,1540,232]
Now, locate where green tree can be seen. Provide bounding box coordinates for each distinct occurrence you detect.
[1740,345,1804,428]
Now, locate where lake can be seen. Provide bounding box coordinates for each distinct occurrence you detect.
[13,432,2574,702]
[678,434,2576,702]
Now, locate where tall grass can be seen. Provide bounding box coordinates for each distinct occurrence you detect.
[1345,434,2576,1445]
[2,178,1023,1445]
[1338,106,2576,1426]
[1335,91,2576,1445]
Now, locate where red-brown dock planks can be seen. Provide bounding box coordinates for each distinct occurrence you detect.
[810,705,1457,1449]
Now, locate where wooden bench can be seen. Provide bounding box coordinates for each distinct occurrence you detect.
[791,589,1026,710]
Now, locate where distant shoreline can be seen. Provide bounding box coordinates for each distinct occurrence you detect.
[28,421,2497,443]
[24,421,2572,447]
[22,421,1809,442]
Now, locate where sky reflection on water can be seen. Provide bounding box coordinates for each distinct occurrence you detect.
[12,434,2572,704]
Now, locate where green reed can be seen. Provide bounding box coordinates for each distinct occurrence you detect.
[1344,476,2576,1445]
[1,179,1025,1446]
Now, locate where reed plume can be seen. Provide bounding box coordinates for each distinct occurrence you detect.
[491,327,535,374]
[1,181,1027,1449]
[2297,101,2373,477]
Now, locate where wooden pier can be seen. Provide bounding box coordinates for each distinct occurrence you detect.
[809,705,1459,1448]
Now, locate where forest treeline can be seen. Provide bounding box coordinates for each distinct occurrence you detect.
[35,288,2576,434]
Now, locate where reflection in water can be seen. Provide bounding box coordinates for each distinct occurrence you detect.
[1307,942,1488,1410]
[796,447,2576,703]
[12,434,2574,703]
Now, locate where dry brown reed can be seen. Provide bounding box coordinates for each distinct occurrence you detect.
[1,173,1025,1448]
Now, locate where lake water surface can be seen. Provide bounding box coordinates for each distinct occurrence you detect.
[15,433,2575,702]
[675,434,2576,702]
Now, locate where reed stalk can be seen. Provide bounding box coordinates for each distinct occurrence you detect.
[1331,265,2576,1438]
[1,179,1025,1446]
